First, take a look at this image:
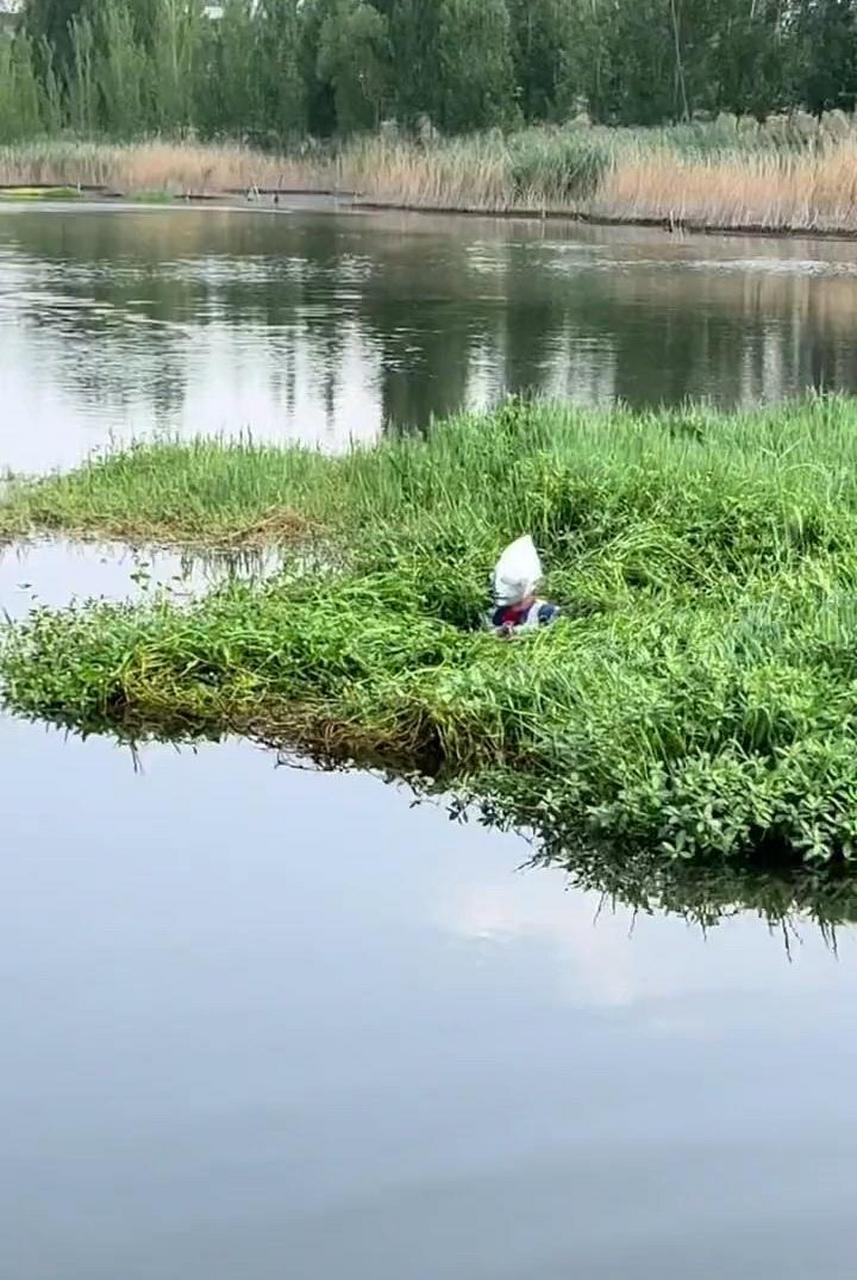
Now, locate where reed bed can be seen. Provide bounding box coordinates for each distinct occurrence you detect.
[5,123,857,231]
[0,138,332,194]
[5,397,857,868]
[593,140,857,232]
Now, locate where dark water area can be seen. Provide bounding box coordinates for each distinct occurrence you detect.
[4,207,857,1278]
[5,202,857,469]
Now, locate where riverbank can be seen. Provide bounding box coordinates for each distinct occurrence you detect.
[7,122,857,234]
[4,397,857,866]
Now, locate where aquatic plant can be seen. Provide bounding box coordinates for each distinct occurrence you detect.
[6,396,857,866]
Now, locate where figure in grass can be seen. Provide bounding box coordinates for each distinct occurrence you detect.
[490,534,560,636]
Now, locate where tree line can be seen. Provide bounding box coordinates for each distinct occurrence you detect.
[2,0,857,142]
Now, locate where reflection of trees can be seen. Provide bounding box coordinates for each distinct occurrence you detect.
[498,243,572,397]
[354,226,479,426]
[8,207,857,443]
[584,244,857,406]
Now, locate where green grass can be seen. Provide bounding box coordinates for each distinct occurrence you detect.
[0,184,81,200]
[132,190,175,204]
[0,436,331,546]
[6,396,857,868]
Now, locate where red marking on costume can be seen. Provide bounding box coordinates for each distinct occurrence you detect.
[499,603,529,627]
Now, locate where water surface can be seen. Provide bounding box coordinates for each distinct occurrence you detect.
[5,203,857,470]
[4,209,857,1278]
[4,708,857,1280]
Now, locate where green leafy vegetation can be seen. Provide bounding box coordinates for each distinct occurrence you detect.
[4,4,857,230]
[5,0,857,145]
[6,397,857,868]
[524,830,857,933]
[130,188,173,203]
[508,130,610,201]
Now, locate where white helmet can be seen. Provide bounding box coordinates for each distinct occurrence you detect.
[492,534,543,606]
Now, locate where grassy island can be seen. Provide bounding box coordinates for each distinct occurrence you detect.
[4,396,857,867]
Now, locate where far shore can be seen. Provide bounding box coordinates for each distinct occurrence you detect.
[6,128,857,239]
[8,180,857,246]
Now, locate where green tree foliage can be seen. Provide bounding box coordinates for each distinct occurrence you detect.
[436,0,517,132]
[4,0,857,144]
[577,0,677,124]
[66,10,97,133]
[23,0,86,70]
[794,0,857,115]
[317,0,390,133]
[256,0,306,139]
[509,0,574,121]
[300,0,338,135]
[91,0,146,136]
[203,0,260,136]
[148,0,203,133]
[702,0,792,117]
[0,32,50,138]
[386,0,442,126]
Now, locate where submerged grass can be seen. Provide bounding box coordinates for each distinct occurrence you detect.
[6,396,857,866]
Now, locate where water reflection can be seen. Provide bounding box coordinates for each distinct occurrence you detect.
[526,838,857,938]
[370,776,857,937]
[6,714,857,1279]
[5,206,857,471]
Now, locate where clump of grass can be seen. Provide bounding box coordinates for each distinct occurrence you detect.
[7,396,857,552]
[0,436,331,546]
[508,130,610,202]
[6,395,857,867]
[132,190,174,204]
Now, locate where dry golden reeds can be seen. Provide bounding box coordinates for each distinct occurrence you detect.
[5,129,857,233]
[0,138,333,195]
[590,140,857,232]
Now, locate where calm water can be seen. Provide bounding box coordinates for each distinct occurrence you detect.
[4,206,857,1278]
[5,202,857,469]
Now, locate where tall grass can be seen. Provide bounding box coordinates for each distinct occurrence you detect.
[350,123,857,230]
[6,397,857,866]
[0,137,328,194]
[5,121,857,231]
[8,396,857,548]
[0,434,333,544]
[595,137,857,232]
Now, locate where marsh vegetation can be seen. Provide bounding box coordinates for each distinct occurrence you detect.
[6,396,857,867]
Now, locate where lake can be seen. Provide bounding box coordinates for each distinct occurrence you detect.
[3,204,857,1280]
[5,202,857,469]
